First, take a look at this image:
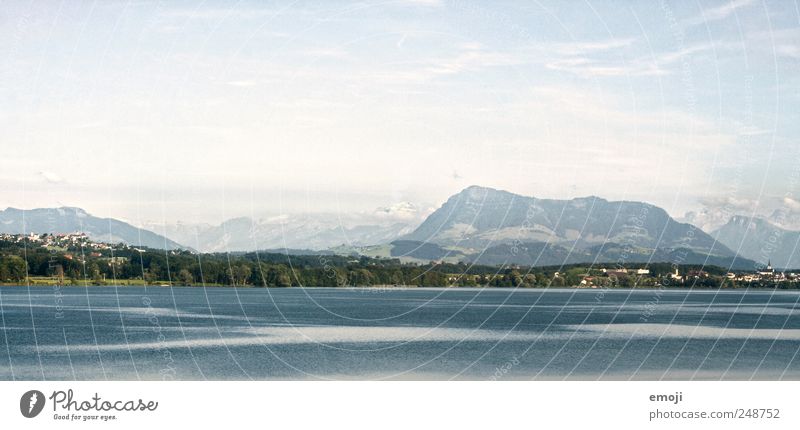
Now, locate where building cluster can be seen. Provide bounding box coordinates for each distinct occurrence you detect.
[575,261,800,288]
[0,233,142,270]
[0,232,118,252]
[724,261,800,283]
[576,267,649,287]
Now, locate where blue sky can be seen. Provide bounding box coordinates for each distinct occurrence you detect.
[1,0,798,226]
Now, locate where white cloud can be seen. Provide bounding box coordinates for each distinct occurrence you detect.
[357,45,524,84]
[683,0,755,27]
[653,43,715,65]
[38,171,64,184]
[682,196,760,231]
[401,0,444,6]
[545,58,668,77]
[748,28,800,59]
[548,38,636,56]
[702,0,755,21]
[784,197,800,212]
[735,125,772,137]
[423,49,522,75]
[302,47,349,59]
[543,41,716,78]
[372,202,430,222]
[776,44,800,59]
[225,80,258,87]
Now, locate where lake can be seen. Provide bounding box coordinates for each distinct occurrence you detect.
[1,286,799,380]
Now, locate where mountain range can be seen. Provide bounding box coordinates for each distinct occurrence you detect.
[711,215,800,269]
[405,186,724,251]
[139,202,426,253]
[390,186,750,268]
[142,214,417,253]
[7,185,800,269]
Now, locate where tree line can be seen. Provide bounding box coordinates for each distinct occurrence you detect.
[1,238,796,289]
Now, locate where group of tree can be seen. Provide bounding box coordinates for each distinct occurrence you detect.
[1,237,797,289]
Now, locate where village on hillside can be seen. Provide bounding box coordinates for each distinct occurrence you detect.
[0,232,147,259]
[565,262,797,289]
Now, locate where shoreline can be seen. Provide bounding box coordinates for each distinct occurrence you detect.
[1,283,796,292]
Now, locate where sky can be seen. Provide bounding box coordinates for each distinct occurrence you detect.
[1,0,799,227]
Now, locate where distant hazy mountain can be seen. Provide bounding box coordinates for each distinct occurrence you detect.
[144,204,426,253]
[389,240,467,261]
[403,186,733,257]
[712,215,800,269]
[466,241,753,269]
[0,207,183,250]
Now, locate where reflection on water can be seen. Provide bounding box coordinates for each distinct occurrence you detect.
[1,286,799,380]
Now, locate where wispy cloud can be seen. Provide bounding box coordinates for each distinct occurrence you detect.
[783,197,800,212]
[158,5,291,20]
[423,49,522,75]
[225,80,258,87]
[548,38,635,56]
[749,28,800,59]
[775,44,800,59]
[544,40,718,78]
[541,37,669,77]
[683,0,755,27]
[301,47,349,59]
[374,39,639,82]
[38,171,64,184]
[654,43,715,65]
[545,58,667,77]
[360,44,524,84]
[401,0,444,7]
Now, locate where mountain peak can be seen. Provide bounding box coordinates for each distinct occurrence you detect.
[454,185,515,202]
[56,207,89,217]
[463,185,491,191]
[572,195,607,202]
[460,184,499,194]
[728,214,750,224]
[2,206,88,216]
[405,186,731,258]
[726,214,767,228]
[713,214,799,268]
